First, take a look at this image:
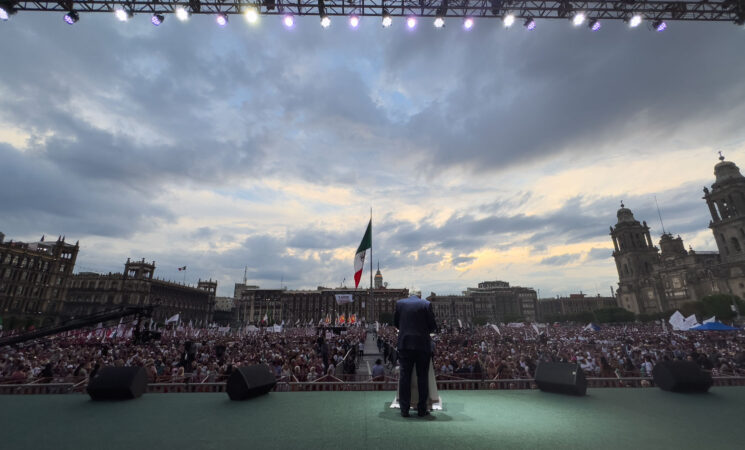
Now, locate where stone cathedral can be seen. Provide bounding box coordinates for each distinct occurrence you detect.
[611,155,745,315]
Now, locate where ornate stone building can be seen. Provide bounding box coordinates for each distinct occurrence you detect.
[612,155,745,314]
[429,280,538,324]
[234,267,408,324]
[0,234,79,329]
[536,293,618,321]
[63,258,217,325]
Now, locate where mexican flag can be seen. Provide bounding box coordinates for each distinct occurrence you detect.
[354,219,372,288]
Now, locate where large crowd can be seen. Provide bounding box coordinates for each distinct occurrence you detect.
[0,327,366,384]
[1,322,744,385]
[374,322,745,380]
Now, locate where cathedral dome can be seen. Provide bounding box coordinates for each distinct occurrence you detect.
[616,202,636,224]
[714,155,744,185]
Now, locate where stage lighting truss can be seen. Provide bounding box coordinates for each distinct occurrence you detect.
[1,1,743,27]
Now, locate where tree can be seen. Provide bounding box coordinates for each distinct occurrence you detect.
[700,294,743,321]
[378,312,394,325]
[593,307,635,323]
[473,315,489,326]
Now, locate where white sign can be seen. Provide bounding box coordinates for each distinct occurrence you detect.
[335,294,354,305]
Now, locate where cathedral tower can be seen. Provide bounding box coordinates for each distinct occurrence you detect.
[704,154,745,265]
[610,203,662,314]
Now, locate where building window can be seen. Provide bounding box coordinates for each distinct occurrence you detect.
[731,237,742,253]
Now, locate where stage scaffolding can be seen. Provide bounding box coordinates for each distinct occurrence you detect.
[1,1,744,24]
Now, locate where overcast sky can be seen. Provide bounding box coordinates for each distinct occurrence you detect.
[1,13,744,298]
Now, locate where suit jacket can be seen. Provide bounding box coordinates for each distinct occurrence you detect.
[394,295,437,353]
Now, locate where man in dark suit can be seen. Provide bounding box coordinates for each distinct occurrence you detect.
[394,294,437,417]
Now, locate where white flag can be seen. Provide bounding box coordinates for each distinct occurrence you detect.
[165,313,180,325]
[490,324,501,335]
[703,316,716,324]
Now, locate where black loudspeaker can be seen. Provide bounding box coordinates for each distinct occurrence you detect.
[652,360,712,393]
[226,365,277,401]
[535,362,587,396]
[87,367,147,400]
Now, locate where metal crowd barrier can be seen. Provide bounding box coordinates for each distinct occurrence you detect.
[2,376,745,395]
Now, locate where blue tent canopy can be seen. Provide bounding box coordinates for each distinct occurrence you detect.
[690,322,740,331]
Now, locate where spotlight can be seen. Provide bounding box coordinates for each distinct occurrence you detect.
[216,13,228,27]
[64,10,79,25]
[349,15,360,28]
[0,4,12,21]
[407,16,417,29]
[434,17,445,28]
[320,15,331,28]
[572,12,585,26]
[151,14,164,26]
[382,11,392,28]
[588,19,601,31]
[175,6,190,21]
[628,14,642,28]
[503,13,515,28]
[463,17,474,30]
[244,7,259,24]
[736,11,745,26]
[283,14,294,28]
[653,20,667,31]
[114,8,132,22]
[524,17,535,30]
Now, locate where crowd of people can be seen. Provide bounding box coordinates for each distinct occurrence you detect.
[1,321,744,386]
[374,322,745,381]
[0,327,365,385]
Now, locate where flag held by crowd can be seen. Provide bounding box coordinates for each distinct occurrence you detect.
[165,313,180,325]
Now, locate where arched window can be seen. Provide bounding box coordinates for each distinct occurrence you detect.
[732,237,741,253]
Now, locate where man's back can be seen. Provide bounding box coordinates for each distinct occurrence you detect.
[394,295,437,353]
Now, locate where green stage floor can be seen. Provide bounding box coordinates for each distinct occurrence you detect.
[1,388,744,450]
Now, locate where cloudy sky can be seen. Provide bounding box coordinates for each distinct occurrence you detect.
[1,13,744,298]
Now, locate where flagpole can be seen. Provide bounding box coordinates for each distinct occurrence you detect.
[369,207,373,323]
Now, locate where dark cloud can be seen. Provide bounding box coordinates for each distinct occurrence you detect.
[540,253,581,266]
[586,247,612,261]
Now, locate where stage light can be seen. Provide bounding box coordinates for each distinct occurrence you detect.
[407,16,417,29]
[588,19,601,31]
[349,15,360,28]
[463,17,474,30]
[283,14,294,28]
[175,6,189,21]
[151,14,164,26]
[434,17,445,28]
[572,12,585,26]
[503,13,515,28]
[524,17,535,30]
[629,14,642,28]
[64,10,79,25]
[0,3,12,21]
[216,13,228,27]
[244,7,259,24]
[320,15,331,28]
[736,11,745,26]
[382,10,392,28]
[653,20,667,32]
[114,8,132,22]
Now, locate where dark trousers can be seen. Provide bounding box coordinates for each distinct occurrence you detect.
[398,349,430,412]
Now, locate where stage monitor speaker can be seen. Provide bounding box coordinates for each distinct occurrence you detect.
[652,360,712,393]
[87,366,147,400]
[226,365,277,401]
[535,362,587,396]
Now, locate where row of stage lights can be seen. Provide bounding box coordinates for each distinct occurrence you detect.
[0,7,671,31]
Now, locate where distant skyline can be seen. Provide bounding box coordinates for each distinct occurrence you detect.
[1,15,744,297]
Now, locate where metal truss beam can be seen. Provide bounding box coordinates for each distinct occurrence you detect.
[2,1,744,23]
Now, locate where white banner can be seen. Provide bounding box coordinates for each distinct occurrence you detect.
[335,294,354,305]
